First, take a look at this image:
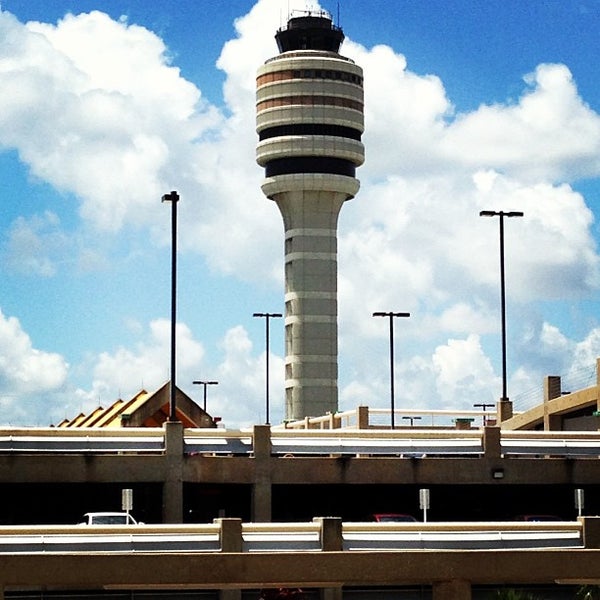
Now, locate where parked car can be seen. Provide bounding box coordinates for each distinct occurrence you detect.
[78,512,140,525]
[372,513,417,522]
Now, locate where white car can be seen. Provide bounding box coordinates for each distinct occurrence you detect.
[79,512,140,525]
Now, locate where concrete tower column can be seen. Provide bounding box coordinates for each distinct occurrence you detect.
[256,11,364,420]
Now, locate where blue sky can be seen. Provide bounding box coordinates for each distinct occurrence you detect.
[1,0,600,427]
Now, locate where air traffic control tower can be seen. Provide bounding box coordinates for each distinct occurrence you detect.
[256,11,365,420]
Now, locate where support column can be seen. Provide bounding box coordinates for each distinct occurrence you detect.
[314,517,343,600]
[543,375,562,431]
[218,518,243,600]
[163,421,184,523]
[581,516,600,548]
[357,406,370,429]
[217,517,243,552]
[483,426,501,460]
[432,580,471,600]
[496,400,513,423]
[314,516,343,551]
[252,425,272,522]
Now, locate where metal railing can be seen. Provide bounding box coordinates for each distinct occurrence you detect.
[501,430,600,456]
[278,407,502,429]
[0,426,600,458]
[267,429,483,456]
[0,428,164,453]
[0,519,584,554]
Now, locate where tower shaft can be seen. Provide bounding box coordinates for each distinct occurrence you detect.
[273,186,348,419]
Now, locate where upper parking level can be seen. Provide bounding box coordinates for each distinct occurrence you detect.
[2,424,600,458]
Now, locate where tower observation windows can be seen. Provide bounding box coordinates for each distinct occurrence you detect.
[258,123,362,141]
[257,69,363,87]
[265,156,356,177]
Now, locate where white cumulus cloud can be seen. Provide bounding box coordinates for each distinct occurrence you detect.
[0,309,68,393]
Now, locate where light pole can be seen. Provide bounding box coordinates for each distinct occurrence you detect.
[373,311,410,429]
[479,210,523,403]
[193,380,218,412]
[253,312,282,425]
[162,191,180,422]
[402,415,421,427]
[474,402,495,426]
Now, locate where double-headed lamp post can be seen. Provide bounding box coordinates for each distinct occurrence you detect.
[373,311,410,429]
[474,402,495,426]
[162,191,180,422]
[479,210,523,404]
[253,312,282,425]
[192,380,218,412]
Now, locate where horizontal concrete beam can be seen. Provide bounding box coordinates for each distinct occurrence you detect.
[1,549,600,588]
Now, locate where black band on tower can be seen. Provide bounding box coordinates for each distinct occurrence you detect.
[264,157,356,178]
[258,124,362,142]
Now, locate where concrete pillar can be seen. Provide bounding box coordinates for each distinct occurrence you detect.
[581,516,600,548]
[483,426,501,459]
[217,517,243,552]
[543,375,562,431]
[432,580,471,600]
[252,425,272,522]
[314,516,343,551]
[314,517,343,600]
[162,421,183,523]
[544,375,562,401]
[496,400,513,422]
[357,406,369,429]
[217,518,243,600]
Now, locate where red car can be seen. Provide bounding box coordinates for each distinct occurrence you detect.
[372,513,417,522]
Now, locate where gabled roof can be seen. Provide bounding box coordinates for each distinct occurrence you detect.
[58,382,217,428]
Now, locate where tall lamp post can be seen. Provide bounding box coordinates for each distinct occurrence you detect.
[479,210,523,404]
[373,311,410,429]
[162,191,180,422]
[253,312,282,425]
[193,380,219,412]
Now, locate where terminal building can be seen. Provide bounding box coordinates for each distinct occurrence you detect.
[1,10,600,600]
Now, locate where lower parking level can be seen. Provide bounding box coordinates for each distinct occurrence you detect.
[0,481,596,525]
[3,585,587,599]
